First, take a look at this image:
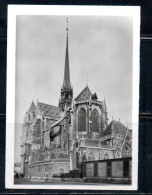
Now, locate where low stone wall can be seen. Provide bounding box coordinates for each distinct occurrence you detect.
[83,157,132,184]
[28,172,53,179]
[83,177,131,184]
[27,159,70,179]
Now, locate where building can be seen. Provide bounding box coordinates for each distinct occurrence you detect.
[14,162,21,175]
[20,20,132,179]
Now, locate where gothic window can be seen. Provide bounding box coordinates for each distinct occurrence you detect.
[50,153,56,159]
[75,139,78,148]
[104,153,109,159]
[100,152,103,160]
[92,156,95,161]
[88,152,95,161]
[122,144,131,158]
[38,166,40,172]
[28,114,31,121]
[59,154,64,158]
[42,131,44,146]
[82,154,87,162]
[76,152,79,168]
[92,109,99,132]
[78,108,86,132]
[65,94,69,99]
[115,152,119,158]
[88,156,92,161]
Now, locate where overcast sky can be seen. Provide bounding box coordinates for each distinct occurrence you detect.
[15,15,133,162]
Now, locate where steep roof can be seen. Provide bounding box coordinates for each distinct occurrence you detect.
[38,102,60,119]
[75,86,92,101]
[104,120,128,136]
[29,101,36,112]
[91,92,98,100]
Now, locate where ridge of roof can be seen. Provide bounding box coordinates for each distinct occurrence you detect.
[38,102,59,108]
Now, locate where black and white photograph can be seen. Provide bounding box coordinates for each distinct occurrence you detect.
[6,5,140,190]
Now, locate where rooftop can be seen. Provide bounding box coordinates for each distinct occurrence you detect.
[38,102,60,119]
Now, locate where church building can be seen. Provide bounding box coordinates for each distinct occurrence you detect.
[20,20,132,179]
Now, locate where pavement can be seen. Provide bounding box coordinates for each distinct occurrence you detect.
[14,177,128,185]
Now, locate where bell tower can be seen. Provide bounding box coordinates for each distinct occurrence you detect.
[59,18,73,111]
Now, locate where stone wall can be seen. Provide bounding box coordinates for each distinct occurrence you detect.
[28,160,70,178]
[83,157,132,184]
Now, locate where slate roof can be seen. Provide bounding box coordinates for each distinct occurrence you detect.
[75,86,92,101]
[29,101,36,112]
[38,102,60,119]
[104,120,129,136]
[91,92,98,100]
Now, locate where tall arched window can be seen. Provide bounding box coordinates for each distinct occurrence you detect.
[104,153,109,159]
[92,109,99,132]
[78,108,86,132]
[28,114,31,121]
[122,144,131,158]
[76,152,79,168]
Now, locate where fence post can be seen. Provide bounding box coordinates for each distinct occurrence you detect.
[83,163,86,177]
[94,162,98,177]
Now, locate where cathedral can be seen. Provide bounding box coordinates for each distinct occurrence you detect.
[20,21,132,179]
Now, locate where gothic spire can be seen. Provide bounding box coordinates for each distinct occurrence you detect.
[62,18,72,90]
[59,18,73,111]
[29,100,36,112]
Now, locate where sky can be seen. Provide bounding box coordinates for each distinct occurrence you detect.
[15,15,133,162]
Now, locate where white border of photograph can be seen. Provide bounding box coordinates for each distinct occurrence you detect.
[6,5,140,190]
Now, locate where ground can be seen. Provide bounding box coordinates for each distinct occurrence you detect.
[14,177,130,185]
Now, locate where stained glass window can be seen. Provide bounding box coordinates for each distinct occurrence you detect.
[78,108,86,132]
[92,109,99,132]
[28,114,31,121]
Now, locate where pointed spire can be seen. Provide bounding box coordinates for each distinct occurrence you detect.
[36,99,40,112]
[104,97,107,112]
[59,18,73,111]
[62,18,72,90]
[29,101,36,112]
[86,71,88,87]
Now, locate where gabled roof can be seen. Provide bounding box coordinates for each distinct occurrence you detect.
[104,120,129,136]
[38,102,60,119]
[29,101,36,112]
[75,86,92,101]
[91,92,98,100]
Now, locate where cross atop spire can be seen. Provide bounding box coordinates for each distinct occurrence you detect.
[62,17,72,90]
[66,17,69,33]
